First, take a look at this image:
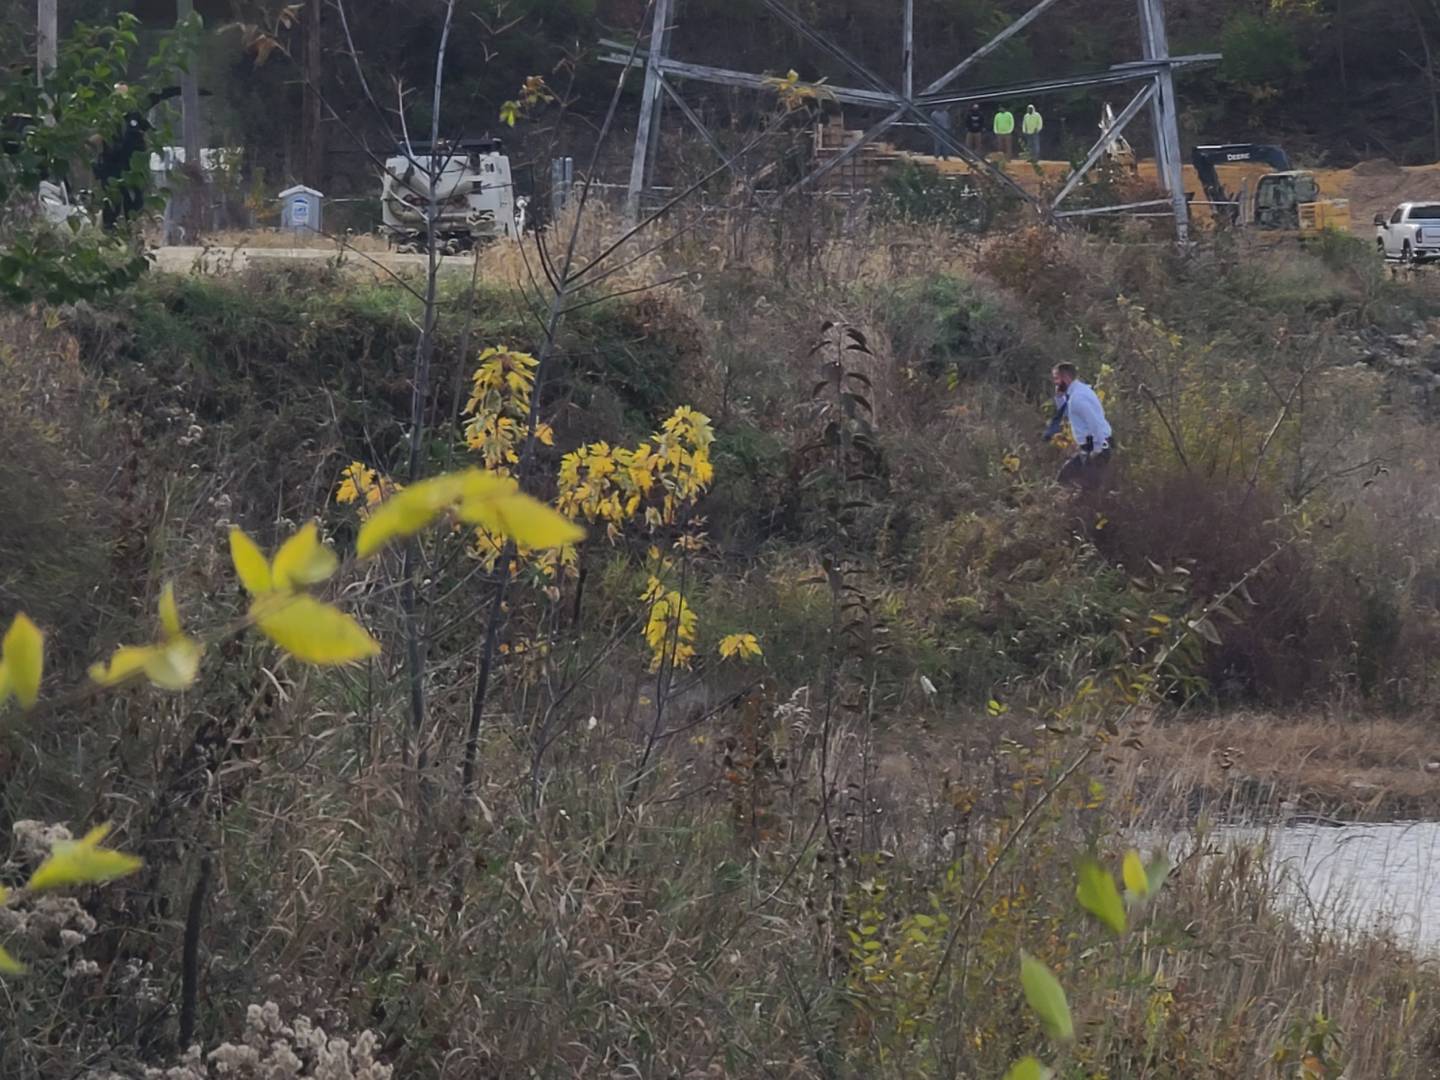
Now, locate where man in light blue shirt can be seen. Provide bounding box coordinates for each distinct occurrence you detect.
[1042,363,1114,486]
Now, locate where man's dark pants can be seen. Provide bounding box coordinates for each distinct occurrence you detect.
[1057,446,1113,489]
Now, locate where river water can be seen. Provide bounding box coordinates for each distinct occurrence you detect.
[1202,821,1440,953]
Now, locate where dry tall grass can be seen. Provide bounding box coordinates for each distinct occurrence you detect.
[1132,713,1440,818]
[8,206,1440,1078]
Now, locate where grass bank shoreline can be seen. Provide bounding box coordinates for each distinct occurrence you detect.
[1131,713,1440,822]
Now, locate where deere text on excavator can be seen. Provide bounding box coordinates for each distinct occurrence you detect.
[1190,145,1351,235]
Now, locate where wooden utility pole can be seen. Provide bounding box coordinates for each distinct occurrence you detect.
[178,0,202,161]
[643,3,671,197]
[302,0,325,188]
[37,0,57,84]
[177,0,204,235]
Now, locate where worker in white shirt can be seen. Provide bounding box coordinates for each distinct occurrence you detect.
[1042,362,1114,487]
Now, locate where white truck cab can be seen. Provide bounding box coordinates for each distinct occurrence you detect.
[1375,202,1440,263]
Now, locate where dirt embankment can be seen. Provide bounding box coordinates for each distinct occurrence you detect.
[1126,713,1440,821]
[1322,159,1440,233]
[915,148,1440,236]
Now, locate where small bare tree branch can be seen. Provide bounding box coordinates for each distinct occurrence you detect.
[1138,381,1191,472]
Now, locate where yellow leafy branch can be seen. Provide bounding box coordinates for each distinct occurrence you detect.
[89,582,203,691]
[463,348,553,474]
[718,633,763,661]
[763,69,835,112]
[230,522,377,666]
[335,461,400,518]
[556,405,715,540]
[499,74,556,127]
[343,380,718,677]
[27,823,142,893]
[643,574,697,672]
[355,468,583,560]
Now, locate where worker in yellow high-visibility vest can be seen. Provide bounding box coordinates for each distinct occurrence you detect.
[1023,104,1044,160]
[993,105,1015,159]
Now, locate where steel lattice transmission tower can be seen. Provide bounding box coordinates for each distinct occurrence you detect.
[604,0,1218,242]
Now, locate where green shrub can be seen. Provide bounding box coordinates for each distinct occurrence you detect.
[877,163,992,233]
[876,272,1042,386]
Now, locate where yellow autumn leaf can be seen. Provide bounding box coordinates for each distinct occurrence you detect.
[26,823,143,892]
[0,942,25,975]
[159,582,182,639]
[718,633,763,660]
[1123,849,1149,899]
[270,522,339,590]
[1003,1059,1052,1080]
[0,883,19,973]
[143,637,203,691]
[335,462,374,506]
[229,528,273,595]
[355,472,481,558]
[357,469,583,557]
[1076,857,1127,935]
[1020,950,1074,1042]
[90,584,203,691]
[456,488,585,550]
[251,594,380,665]
[89,645,155,687]
[1,614,44,709]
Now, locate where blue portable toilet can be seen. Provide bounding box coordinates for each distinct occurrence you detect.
[279,185,323,235]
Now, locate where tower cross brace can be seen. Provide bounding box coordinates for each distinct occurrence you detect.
[603,0,1218,242]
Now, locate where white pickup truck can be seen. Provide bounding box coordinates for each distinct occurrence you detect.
[1375,202,1440,263]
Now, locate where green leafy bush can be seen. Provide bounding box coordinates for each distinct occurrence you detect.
[0,15,193,302]
[876,163,991,233]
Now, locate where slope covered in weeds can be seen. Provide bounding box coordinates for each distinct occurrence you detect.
[2,223,1440,1076]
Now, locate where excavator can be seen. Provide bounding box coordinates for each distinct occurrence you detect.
[1099,103,1136,168]
[1190,145,1350,234]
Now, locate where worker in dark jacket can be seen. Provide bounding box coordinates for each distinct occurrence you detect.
[965,104,985,154]
[93,85,209,230]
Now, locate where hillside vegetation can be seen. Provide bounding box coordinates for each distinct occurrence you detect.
[6,5,1440,1077]
[0,207,1438,1076]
